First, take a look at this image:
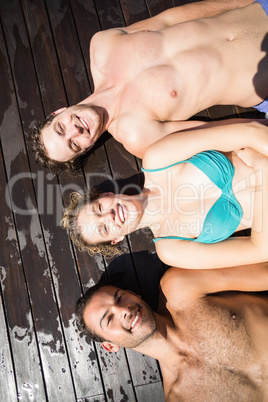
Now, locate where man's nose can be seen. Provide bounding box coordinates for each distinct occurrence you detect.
[113,305,131,320]
[65,124,84,140]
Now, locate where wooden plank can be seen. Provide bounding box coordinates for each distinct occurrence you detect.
[19,0,66,115]
[77,395,106,402]
[0,286,17,402]
[96,345,137,401]
[145,0,174,16]
[44,0,91,104]
[119,0,149,25]
[135,381,165,401]
[94,0,125,29]
[69,0,102,85]
[0,0,79,400]
[0,157,46,401]
[0,12,48,401]
[125,349,163,387]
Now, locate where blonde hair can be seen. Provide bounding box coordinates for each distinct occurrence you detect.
[61,189,124,258]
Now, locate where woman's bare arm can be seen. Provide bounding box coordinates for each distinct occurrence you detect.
[142,122,268,170]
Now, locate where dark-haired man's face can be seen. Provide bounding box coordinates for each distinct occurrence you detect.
[41,104,103,162]
[83,286,156,350]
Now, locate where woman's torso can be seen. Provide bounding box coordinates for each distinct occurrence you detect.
[142,151,255,242]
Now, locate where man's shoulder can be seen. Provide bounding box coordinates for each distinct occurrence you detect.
[160,268,194,305]
[160,268,207,310]
[112,115,161,158]
[160,268,187,292]
[91,27,127,45]
[90,29,127,79]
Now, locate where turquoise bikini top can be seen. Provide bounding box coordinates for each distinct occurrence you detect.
[141,150,243,244]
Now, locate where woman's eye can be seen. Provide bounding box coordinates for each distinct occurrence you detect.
[98,204,102,213]
[104,225,108,234]
[72,141,79,149]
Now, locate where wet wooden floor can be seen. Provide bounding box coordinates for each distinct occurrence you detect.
[0,0,263,401]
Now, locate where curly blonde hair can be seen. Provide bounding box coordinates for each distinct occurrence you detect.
[61,189,124,258]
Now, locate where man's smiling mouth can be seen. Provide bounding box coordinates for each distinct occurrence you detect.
[78,116,90,132]
[130,310,140,331]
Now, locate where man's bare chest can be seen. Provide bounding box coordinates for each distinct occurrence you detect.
[163,361,264,402]
[164,293,268,400]
[102,33,187,121]
[117,66,183,121]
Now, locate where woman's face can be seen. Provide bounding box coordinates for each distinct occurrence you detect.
[77,193,142,245]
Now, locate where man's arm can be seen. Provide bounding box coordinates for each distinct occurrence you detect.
[91,0,254,60]
[162,263,268,303]
[123,0,254,33]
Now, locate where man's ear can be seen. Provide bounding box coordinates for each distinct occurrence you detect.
[101,341,120,352]
[111,236,124,245]
[52,107,67,116]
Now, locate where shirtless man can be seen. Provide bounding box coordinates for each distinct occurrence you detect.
[32,0,268,172]
[77,263,268,401]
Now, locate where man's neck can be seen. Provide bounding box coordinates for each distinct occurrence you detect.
[133,313,190,367]
[77,86,119,133]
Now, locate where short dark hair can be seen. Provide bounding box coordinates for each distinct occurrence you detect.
[76,281,112,343]
[30,114,88,174]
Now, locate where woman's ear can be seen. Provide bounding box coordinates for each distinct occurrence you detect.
[102,341,120,352]
[111,236,124,245]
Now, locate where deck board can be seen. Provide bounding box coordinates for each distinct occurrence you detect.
[0,0,265,401]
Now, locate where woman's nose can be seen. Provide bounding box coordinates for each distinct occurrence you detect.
[103,208,115,222]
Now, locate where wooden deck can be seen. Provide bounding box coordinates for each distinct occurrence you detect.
[0,0,264,401]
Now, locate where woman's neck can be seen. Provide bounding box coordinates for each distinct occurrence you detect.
[134,187,164,233]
